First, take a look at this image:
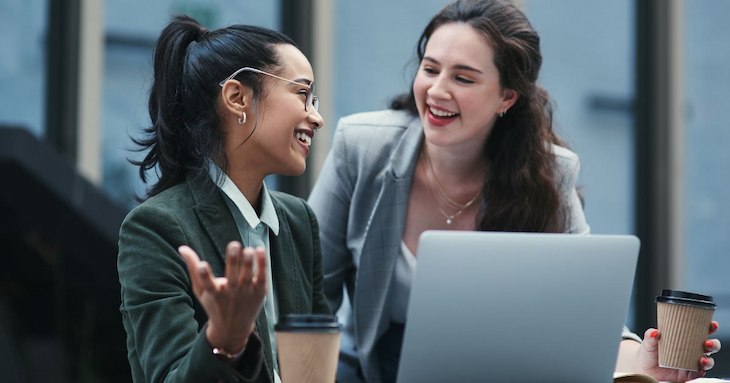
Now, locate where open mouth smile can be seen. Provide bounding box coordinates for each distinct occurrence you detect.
[295,130,312,147]
[429,106,458,118]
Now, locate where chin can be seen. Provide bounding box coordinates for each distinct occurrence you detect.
[279,162,307,177]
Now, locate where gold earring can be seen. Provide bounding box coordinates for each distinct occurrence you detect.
[238,112,247,125]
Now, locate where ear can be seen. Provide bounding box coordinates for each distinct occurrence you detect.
[501,88,519,111]
[220,80,253,118]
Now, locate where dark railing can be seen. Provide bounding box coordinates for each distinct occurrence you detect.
[0,127,129,382]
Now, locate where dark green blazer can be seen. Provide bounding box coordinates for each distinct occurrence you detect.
[118,174,330,382]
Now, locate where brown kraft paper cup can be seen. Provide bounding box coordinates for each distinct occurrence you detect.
[656,290,716,371]
[275,314,341,383]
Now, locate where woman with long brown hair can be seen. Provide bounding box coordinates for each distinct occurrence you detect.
[308,0,719,382]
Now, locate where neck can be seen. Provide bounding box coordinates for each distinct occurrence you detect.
[221,165,265,212]
[220,146,268,212]
[422,142,487,184]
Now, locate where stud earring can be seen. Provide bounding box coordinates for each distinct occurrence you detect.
[499,110,506,118]
[238,112,247,125]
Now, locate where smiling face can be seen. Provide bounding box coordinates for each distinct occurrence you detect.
[413,22,517,152]
[230,44,324,178]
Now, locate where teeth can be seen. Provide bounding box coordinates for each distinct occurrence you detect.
[430,107,457,117]
[295,131,312,146]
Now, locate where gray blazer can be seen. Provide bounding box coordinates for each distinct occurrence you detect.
[308,109,590,382]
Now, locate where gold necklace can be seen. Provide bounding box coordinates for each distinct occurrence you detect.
[422,148,482,225]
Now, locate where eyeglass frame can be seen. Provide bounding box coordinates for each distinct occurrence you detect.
[218,67,319,112]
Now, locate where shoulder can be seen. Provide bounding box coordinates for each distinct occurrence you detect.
[270,190,306,207]
[270,191,318,240]
[270,191,314,216]
[335,110,417,144]
[332,109,420,160]
[124,184,190,220]
[120,182,201,238]
[550,144,580,176]
[338,109,415,129]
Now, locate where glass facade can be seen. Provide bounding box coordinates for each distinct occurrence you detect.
[525,0,635,236]
[684,0,730,340]
[0,0,47,136]
[332,0,445,120]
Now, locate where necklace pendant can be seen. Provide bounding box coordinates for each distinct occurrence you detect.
[446,218,453,225]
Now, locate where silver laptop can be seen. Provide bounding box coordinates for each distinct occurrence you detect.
[396,231,640,383]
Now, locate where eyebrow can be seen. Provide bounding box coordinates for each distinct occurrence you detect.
[423,56,484,74]
[291,78,313,87]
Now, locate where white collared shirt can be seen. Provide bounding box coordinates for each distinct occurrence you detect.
[390,241,416,324]
[209,164,282,383]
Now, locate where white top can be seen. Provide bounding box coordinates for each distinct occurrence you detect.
[210,164,282,383]
[390,241,417,324]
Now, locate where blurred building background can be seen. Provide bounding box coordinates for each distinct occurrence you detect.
[0,0,728,381]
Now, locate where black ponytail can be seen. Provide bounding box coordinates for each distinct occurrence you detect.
[131,15,295,198]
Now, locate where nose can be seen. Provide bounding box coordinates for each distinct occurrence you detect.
[426,74,451,100]
[308,108,324,132]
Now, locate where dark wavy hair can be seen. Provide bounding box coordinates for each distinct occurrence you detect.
[391,0,568,232]
[131,15,295,198]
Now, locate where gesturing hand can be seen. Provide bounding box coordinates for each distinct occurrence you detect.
[179,241,268,355]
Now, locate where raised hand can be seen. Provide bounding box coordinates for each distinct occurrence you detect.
[179,241,268,354]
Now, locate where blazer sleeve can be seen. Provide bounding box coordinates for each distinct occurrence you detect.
[308,122,357,314]
[118,203,264,383]
[554,147,591,235]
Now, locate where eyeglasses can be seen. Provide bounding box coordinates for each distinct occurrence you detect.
[219,67,319,112]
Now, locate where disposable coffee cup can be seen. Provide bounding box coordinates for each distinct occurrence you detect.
[656,290,716,371]
[275,314,341,383]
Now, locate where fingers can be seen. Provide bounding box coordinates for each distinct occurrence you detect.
[179,245,203,292]
[179,245,201,270]
[701,356,715,370]
[195,261,216,291]
[181,243,268,296]
[226,243,268,289]
[710,321,720,334]
[253,246,268,289]
[240,247,256,285]
[705,339,721,354]
[641,328,660,351]
[179,245,215,294]
[702,323,721,369]
[225,242,243,286]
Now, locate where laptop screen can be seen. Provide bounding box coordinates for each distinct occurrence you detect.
[396,231,640,383]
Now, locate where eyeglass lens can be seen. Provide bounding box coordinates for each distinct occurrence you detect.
[307,85,319,112]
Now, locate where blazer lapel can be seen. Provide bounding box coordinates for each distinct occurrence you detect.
[355,117,424,365]
[270,202,301,315]
[255,307,274,377]
[186,174,277,373]
[188,175,242,266]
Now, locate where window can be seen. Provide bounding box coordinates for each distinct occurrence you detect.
[0,0,47,136]
[524,0,635,236]
[332,0,445,120]
[683,0,730,371]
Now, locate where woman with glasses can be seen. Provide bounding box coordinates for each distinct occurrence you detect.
[118,15,327,383]
[308,0,720,382]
